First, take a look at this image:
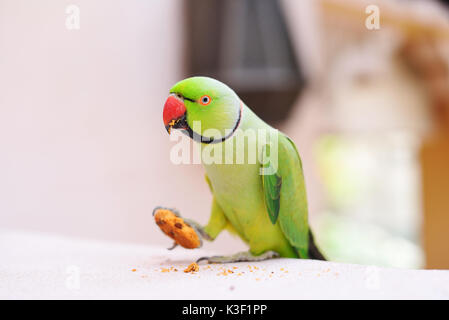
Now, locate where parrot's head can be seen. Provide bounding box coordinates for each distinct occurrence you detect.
[163,77,242,144]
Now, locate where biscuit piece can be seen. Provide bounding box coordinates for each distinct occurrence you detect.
[154,208,201,249]
[184,262,199,273]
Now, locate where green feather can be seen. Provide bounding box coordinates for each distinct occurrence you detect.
[262,144,282,224]
[276,134,309,258]
[262,134,309,258]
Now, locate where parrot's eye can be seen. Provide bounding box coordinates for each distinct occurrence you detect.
[200,95,211,106]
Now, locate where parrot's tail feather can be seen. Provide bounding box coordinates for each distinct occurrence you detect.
[308,231,326,261]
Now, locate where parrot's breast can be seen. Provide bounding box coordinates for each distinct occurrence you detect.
[202,146,295,257]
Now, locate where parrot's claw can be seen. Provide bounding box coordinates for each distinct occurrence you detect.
[197,250,280,264]
[152,206,180,217]
[167,242,178,250]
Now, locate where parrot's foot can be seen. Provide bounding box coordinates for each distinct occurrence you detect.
[153,207,203,249]
[153,206,212,250]
[197,250,280,264]
[184,218,213,241]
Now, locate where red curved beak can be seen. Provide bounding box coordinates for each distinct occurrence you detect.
[163,95,187,134]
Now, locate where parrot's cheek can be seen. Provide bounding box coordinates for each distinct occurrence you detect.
[163,95,187,134]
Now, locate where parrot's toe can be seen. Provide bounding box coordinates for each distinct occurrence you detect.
[152,206,181,217]
[197,250,280,264]
[167,242,178,250]
[184,219,212,241]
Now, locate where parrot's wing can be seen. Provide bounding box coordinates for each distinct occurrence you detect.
[261,144,282,224]
[261,134,309,258]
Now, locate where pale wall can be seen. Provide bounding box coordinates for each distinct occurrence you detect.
[0,0,247,253]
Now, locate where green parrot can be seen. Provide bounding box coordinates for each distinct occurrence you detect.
[158,76,325,262]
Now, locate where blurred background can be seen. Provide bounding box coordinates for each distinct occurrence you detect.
[1,0,449,269]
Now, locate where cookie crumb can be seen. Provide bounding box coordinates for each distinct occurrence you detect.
[184,262,199,273]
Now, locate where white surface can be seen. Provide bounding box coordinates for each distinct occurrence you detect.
[1,230,449,300]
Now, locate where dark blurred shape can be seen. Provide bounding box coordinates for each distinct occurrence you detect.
[185,0,305,124]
